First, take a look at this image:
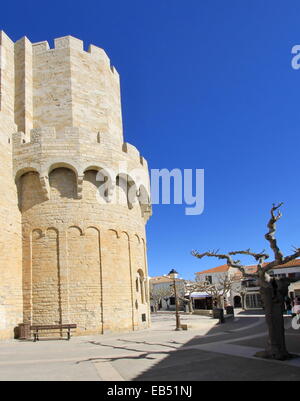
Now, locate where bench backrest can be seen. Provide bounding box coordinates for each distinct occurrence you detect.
[30,324,77,330]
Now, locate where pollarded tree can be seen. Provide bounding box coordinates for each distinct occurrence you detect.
[170,281,196,313]
[195,274,239,309]
[149,285,173,312]
[192,203,299,361]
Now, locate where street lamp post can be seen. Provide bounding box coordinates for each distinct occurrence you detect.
[168,268,182,331]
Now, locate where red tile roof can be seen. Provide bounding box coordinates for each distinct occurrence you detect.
[196,259,300,275]
[196,264,229,275]
[244,259,300,272]
[272,259,300,269]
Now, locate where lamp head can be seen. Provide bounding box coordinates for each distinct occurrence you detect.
[168,268,179,279]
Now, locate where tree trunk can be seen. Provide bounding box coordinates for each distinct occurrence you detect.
[215,295,222,309]
[256,279,292,361]
[188,298,194,313]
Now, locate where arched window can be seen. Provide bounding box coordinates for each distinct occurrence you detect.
[49,168,77,200]
[137,270,145,304]
[18,171,45,211]
[116,174,137,209]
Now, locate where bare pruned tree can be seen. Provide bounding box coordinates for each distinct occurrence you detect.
[192,203,300,361]
[194,274,239,308]
[149,285,173,312]
[169,280,196,313]
[182,281,198,313]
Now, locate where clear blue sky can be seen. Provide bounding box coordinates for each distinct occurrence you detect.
[2,1,300,279]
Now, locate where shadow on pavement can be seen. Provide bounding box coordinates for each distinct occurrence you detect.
[76,312,300,381]
[133,314,300,381]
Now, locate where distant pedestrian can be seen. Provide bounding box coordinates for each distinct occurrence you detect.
[285,296,292,315]
[292,296,300,316]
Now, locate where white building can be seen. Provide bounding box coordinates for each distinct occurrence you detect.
[149,275,185,311]
[270,260,300,307]
[195,265,242,309]
[195,259,300,311]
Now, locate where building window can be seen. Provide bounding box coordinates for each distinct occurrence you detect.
[206,276,212,284]
[242,278,258,288]
[137,270,145,304]
[245,293,262,309]
[140,277,145,304]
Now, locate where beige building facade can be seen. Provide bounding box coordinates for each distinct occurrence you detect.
[0,31,152,339]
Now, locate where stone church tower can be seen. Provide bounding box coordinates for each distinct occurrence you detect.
[0,31,152,339]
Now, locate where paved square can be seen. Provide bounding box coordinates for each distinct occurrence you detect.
[0,311,299,381]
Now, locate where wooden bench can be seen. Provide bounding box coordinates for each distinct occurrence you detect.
[30,324,77,342]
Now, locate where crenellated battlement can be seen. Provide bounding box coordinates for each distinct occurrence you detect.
[31,35,118,77]
[13,127,146,161]
[0,33,123,139]
[31,40,50,54]
[13,126,93,146]
[12,127,149,191]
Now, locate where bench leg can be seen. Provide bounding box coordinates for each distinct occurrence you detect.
[32,327,74,341]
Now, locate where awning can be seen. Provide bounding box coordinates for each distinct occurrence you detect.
[188,292,212,299]
[289,281,300,292]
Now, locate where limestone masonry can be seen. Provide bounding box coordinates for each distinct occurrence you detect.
[0,31,152,339]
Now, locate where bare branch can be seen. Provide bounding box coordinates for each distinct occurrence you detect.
[262,248,300,273]
[264,203,284,265]
[229,249,269,261]
[192,250,251,277]
[192,204,300,285]
[260,203,300,273]
[149,284,173,305]
[292,245,300,253]
[228,249,269,276]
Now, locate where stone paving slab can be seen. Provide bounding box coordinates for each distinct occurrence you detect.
[133,349,300,381]
[0,312,299,381]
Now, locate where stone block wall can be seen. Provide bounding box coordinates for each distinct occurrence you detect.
[0,32,23,339]
[19,164,150,335]
[0,31,152,338]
